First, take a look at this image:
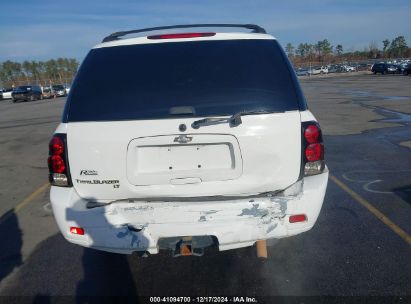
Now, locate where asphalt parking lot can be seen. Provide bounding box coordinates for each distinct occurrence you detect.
[0,74,410,302]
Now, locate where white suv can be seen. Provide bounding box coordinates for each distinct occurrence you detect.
[48,24,328,257]
[308,66,328,75]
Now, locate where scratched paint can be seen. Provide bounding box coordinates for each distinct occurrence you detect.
[238,198,289,235]
[83,176,319,254]
[266,223,278,233]
[239,204,269,217]
[203,210,219,215]
[197,209,219,222]
[199,215,207,222]
[237,181,305,234]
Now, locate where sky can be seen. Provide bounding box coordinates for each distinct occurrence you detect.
[0,0,410,63]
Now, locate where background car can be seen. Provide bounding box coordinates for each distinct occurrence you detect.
[327,64,344,73]
[1,88,13,100]
[52,84,67,97]
[371,63,388,74]
[65,85,71,94]
[42,87,56,99]
[11,85,43,102]
[308,66,328,75]
[354,63,369,71]
[342,65,356,72]
[401,63,411,75]
[295,68,309,76]
[386,64,401,74]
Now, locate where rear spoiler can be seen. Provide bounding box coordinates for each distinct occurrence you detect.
[102,24,267,42]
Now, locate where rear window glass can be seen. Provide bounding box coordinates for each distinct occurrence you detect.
[65,39,303,122]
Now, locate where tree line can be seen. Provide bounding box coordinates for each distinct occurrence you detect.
[0,58,79,88]
[1,36,409,87]
[285,35,410,66]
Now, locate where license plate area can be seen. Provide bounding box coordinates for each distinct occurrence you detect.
[137,144,232,173]
[127,134,243,186]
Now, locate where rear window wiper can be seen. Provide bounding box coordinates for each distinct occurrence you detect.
[191,110,275,129]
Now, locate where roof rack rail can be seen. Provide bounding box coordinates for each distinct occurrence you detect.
[102,24,266,42]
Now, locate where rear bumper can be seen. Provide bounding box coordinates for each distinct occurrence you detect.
[50,169,328,254]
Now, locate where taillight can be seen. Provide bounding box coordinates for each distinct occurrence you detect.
[304,124,320,144]
[48,134,72,187]
[70,227,85,235]
[49,136,64,155]
[302,122,325,176]
[289,214,307,223]
[305,143,324,162]
[147,32,215,40]
[48,155,66,173]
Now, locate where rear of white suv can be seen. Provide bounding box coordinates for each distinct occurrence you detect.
[48,24,328,256]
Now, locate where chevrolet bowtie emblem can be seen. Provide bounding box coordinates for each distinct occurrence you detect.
[174,135,193,144]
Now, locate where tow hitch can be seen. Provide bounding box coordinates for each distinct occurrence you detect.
[156,236,215,257]
[169,236,208,257]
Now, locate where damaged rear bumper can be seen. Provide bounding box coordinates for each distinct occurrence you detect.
[50,169,328,254]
